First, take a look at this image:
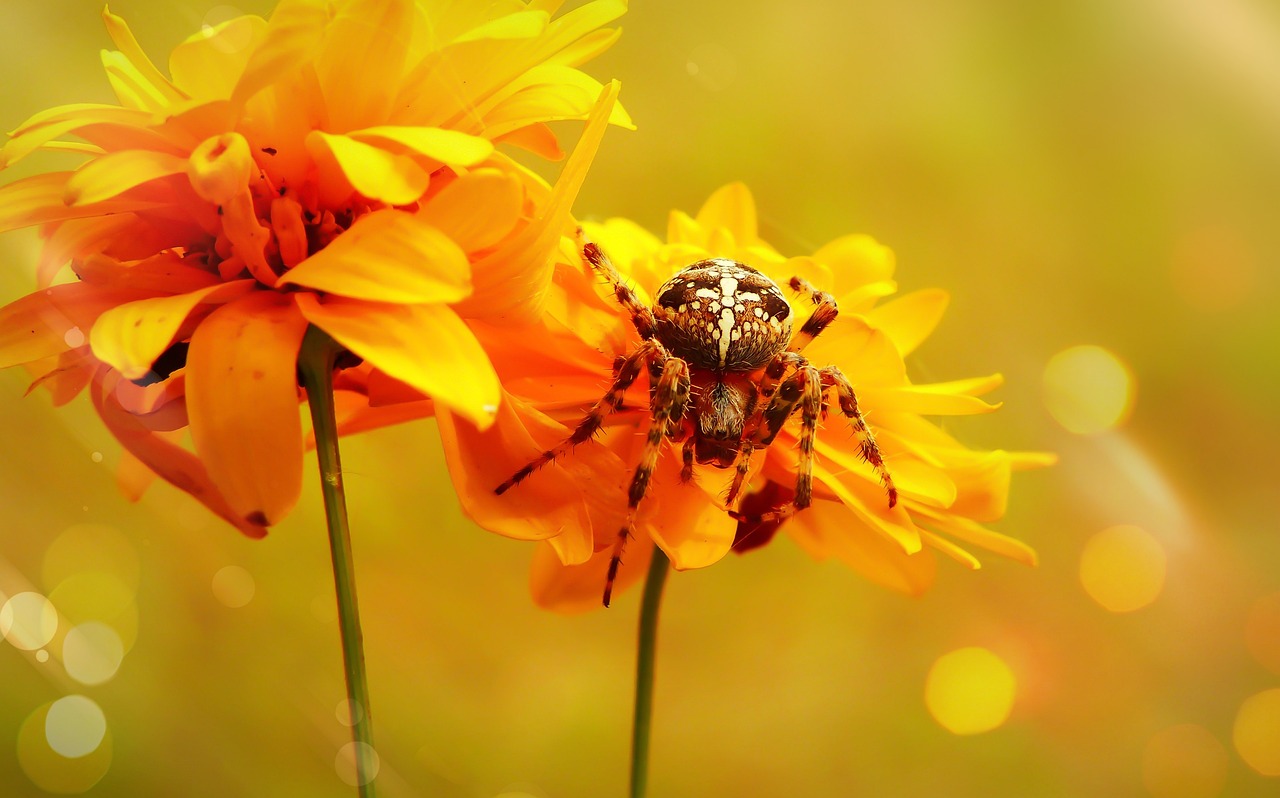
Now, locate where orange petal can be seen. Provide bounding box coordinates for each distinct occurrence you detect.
[73,252,222,293]
[295,294,497,428]
[436,390,628,563]
[63,149,188,207]
[788,499,937,595]
[418,169,524,252]
[305,131,430,206]
[867,288,950,357]
[641,453,738,570]
[814,435,957,509]
[186,292,307,526]
[24,347,96,407]
[89,280,257,380]
[92,371,267,538]
[0,173,164,233]
[495,123,564,160]
[529,535,654,613]
[280,209,470,304]
[807,460,922,554]
[1,104,150,169]
[0,283,150,368]
[943,452,1012,522]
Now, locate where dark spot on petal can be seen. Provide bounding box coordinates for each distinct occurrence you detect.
[246,511,270,526]
[261,147,277,156]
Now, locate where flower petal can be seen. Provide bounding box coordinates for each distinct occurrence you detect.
[1,105,151,169]
[863,375,1004,416]
[809,460,922,554]
[914,506,1038,567]
[529,536,653,613]
[0,284,150,368]
[295,294,498,429]
[316,0,413,132]
[305,131,430,206]
[642,454,738,570]
[186,292,307,526]
[814,234,896,293]
[64,149,189,206]
[867,288,950,357]
[695,182,759,245]
[436,389,628,561]
[169,15,267,101]
[279,209,471,304]
[92,372,268,538]
[788,499,937,595]
[347,126,494,167]
[101,7,187,107]
[418,168,524,252]
[90,280,257,380]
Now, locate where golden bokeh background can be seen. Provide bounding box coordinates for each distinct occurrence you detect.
[2,0,1279,795]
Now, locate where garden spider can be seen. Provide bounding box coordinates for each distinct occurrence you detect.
[495,242,897,606]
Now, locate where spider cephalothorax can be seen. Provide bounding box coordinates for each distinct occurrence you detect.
[496,242,897,606]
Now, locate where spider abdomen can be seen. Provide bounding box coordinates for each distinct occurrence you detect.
[652,258,793,372]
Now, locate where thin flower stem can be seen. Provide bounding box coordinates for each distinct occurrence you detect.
[631,546,671,798]
[298,326,377,797]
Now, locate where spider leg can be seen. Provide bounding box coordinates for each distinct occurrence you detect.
[680,437,696,483]
[582,240,658,341]
[494,340,657,495]
[757,278,841,402]
[603,354,691,607]
[818,365,897,508]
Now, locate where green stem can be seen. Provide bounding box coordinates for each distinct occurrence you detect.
[298,326,377,797]
[630,546,670,798]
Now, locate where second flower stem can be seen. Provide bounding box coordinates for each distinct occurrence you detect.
[631,546,671,798]
[299,326,377,797]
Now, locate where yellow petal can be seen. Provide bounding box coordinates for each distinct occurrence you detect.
[482,65,634,137]
[90,280,257,380]
[1,105,150,169]
[914,507,1038,567]
[0,173,161,232]
[295,294,498,429]
[418,169,524,252]
[696,182,758,245]
[347,126,494,166]
[802,314,908,388]
[305,131,430,205]
[810,460,922,554]
[919,529,982,570]
[814,234,897,293]
[92,372,268,538]
[280,209,471,303]
[864,375,1004,416]
[101,7,187,106]
[814,436,956,509]
[64,150,189,206]
[944,452,1012,522]
[100,50,172,113]
[316,0,412,131]
[495,123,564,160]
[867,288,950,357]
[169,15,267,100]
[788,499,937,595]
[186,292,307,526]
[230,0,328,109]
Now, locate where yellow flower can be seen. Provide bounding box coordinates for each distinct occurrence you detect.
[440,183,1053,611]
[0,0,630,534]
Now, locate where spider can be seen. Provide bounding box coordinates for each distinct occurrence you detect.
[495,241,897,606]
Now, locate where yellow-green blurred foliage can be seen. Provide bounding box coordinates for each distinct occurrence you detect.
[3,1,1279,795]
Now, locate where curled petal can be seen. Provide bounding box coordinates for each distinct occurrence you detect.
[92,371,267,538]
[295,294,497,429]
[280,209,471,304]
[186,292,307,526]
[305,131,430,206]
[187,132,255,204]
[89,280,257,380]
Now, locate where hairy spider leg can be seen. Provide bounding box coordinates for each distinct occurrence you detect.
[604,354,692,607]
[582,241,657,341]
[494,340,658,495]
[679,436,696,483]
[819,365,897,508]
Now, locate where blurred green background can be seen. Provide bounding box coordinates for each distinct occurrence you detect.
[2,0,1279,795]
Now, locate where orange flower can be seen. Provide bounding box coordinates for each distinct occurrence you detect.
[0,1,630,534]
[441,184,1053,611]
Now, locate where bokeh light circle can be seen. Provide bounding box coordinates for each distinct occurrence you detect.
[335,742,381,787]
[1141,723,1229,798]
[62,622,125,686]
[48,572,138,652]
[1234,689,1280,776]
[42,525,139,592]
[1079,525,1166,613]
[211,566,255,608]
[45,696,106,759]
[1,592,59,650]
[18,701,112,794]
[924,647,1017,735]
[1244,592,1280,677]
[1042,345,1135,434]
[337,699,365,728]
